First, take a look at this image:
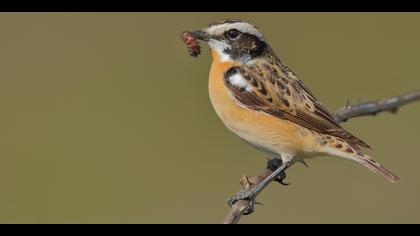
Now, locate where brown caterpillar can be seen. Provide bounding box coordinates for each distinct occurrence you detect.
[180,31,201,57]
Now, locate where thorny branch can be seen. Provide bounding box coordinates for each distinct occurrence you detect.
[223,90,420,224]
[334,90,420,123]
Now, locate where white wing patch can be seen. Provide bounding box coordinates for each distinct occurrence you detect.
[228,73,253,92]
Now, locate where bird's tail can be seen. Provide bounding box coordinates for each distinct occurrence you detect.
[324,142,400,183]
[359,154,400,183]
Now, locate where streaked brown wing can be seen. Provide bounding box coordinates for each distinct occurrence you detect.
[224,61,370,151]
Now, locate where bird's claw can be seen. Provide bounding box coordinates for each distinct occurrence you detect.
[227,189,257,215]
[274,169,290,185]
[228,189,255,206]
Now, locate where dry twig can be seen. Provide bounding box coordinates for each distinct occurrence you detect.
[334,90,420,123]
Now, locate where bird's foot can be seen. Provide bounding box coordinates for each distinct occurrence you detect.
[227,189,257,215]
[267,158,308,185]
[227,158,291,214]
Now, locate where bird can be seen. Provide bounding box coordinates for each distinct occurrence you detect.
[189,19,400,188]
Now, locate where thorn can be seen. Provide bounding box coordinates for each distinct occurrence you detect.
[240,174,252,189]
[255,201,264,206]
[295,159,309,168]
[345,100,351,109]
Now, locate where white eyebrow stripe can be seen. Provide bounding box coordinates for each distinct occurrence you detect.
[205,22,264,40]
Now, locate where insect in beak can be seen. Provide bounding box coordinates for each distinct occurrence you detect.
[191,30,210,41]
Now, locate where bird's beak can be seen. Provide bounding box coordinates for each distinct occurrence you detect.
[191,30,210,41]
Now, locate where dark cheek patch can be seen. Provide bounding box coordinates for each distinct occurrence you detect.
[224,33,267,61]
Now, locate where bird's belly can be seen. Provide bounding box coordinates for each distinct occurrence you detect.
[209,88,304,157]
[208,54,318,157]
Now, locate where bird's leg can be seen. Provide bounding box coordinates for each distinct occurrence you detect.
[256,158,292,190]
[227,158,292,213]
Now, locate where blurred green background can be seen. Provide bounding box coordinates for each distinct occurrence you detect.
[0,13,419,224]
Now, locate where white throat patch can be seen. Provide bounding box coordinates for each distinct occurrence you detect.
[208,40,232,62]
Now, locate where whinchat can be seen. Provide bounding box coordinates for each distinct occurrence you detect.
[187,19,399,183]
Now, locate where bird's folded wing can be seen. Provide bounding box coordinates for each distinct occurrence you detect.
[223,62,370,151]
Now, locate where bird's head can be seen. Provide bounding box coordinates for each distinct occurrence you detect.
[191,19,268,63]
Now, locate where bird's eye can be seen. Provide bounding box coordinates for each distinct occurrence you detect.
[226,29,240,40]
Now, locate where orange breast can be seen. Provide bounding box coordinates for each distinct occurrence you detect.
[207,49,319,156]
